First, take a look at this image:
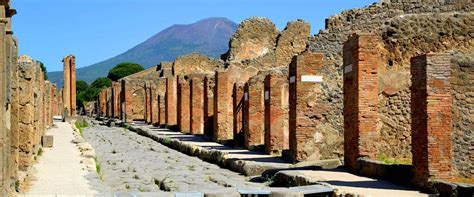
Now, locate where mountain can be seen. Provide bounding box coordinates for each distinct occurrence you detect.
[48,17,238,86]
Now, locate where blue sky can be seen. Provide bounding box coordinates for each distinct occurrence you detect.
[12,0,377,72]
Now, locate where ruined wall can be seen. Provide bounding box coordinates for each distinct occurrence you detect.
[225,18,311,70]
[173,53,224,76]
[451,52,473,178]
[309,0,473,160]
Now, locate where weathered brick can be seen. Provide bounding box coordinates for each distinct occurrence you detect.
[213,70,233,143]
[243,78,265,150]
[233,82,245,147]
[204,76,214,137]
[166,76,178,126]
[190,74,206,135]
[265,74,289,155]
[343,33,380,171]
[177,76,191,133]
[411,53,453,187]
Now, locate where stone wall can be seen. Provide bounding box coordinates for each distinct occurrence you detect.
[451,52,473,178]
[308,0,473,160]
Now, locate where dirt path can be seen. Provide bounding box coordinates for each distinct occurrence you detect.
[20,122,104,195]
[83,124,269,193]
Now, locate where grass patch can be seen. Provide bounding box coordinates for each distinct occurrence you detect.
[186,165,195,171]
[377,154,411,164]
[75,120,89,137]
[37,148,43,156]
[162,137,171,146]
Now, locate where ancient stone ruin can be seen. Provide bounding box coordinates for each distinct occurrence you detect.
[0,0,472,195]
[97,0,472,193]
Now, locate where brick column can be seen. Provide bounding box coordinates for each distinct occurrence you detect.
[243,78,265,150]
[70,56,76,116]
[157,79,166,126]
[214,71,233,143]
[151,83,159,126]
[411,53,452,187]
[106,87,112,117]
[233,82,245,147]
[190,74,205,135]
[165,76,177,127]
[120,80,133,123]
[177,76,191,133]
[288,51,327,162]
[343,33,379,171]
[204,76,214,137]
[265,74,289,155]
[62,56,70,117]
[112,82,121,118]
[145,83,152,124]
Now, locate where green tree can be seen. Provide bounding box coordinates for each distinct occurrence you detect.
[38,61,48,80]
[76,77,112,106]
[107,62,144,81]
[76,80,89,93]
[90,77,112,89]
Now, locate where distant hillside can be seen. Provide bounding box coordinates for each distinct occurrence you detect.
[48,17,238,86]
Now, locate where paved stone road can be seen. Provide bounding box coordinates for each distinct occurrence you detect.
[83,124,269,193]
[21,122,104,195]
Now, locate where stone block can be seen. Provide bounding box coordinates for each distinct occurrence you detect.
[41,135,53,148]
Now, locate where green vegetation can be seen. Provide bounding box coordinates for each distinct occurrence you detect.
[76,77,112,106]
[75,120,89,137]
[107,62,144,81]
[377,154,411,164]
[38,61,48,80]
[37,148,43,156]
[76,80,89,93]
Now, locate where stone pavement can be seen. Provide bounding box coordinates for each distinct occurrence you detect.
[20,122,103,196]
[129,122,430,196]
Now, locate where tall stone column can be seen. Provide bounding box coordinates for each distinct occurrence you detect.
[145,83,152,123]
[157,79,166,126]
[62,55,76,117]
[112,82,121,118]
[0,4,9,193]
[343,33,380,171]
[411,53,452,187]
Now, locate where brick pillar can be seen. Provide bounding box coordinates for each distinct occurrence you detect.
[343,33,380,170]
[190,74,205,135]
[62,56,70,117]
[112,82,121,118]
[411,53,452,186]
[204,76,214,137]
[264,74,289,155]
[0,7,9,192]
[165,76,177,126]
[69,56,76,116]
[121,80,133,123]
[99,89,106,116]
[233,83,245,147]
[243,78,265,150]
[151,83,159,126]
[177,76,190,133]
[145,83,152,124]
[157,79,166,126]
[288,51,327,162]
[62,55,76,117]
[106,87,112,117]
[214,71,233,143]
